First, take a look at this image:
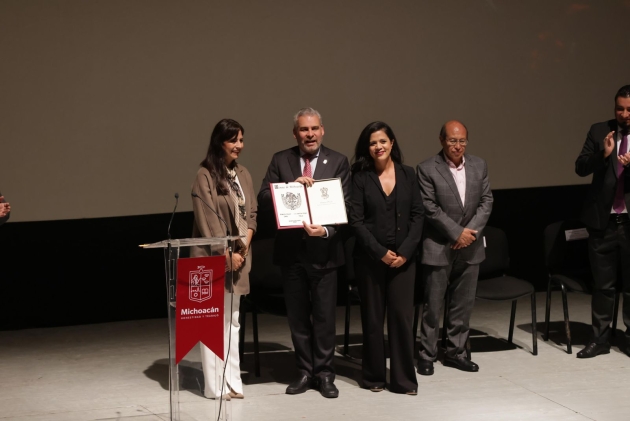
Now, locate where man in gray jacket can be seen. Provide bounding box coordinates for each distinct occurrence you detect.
[416,120,493,375]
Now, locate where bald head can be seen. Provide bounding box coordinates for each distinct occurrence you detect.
[439,120,468,166]
[439,120,468,140]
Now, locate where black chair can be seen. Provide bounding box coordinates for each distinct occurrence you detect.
[476,226,538,355]
[543,220,620,354]
[239,237,286,376]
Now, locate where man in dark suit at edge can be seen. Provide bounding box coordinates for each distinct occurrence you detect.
[0,193,10,225]
[575,85,630,358]
[416,120,493,375]
[258,108,351,397]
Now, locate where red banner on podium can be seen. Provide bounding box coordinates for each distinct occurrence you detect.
[175,256,225,364]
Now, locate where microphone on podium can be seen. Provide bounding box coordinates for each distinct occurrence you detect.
[167,193,179,240]
[191,192,231,237]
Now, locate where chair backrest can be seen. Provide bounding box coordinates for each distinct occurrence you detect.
[543,219,592,283]
[478,226,509,277]
[343,235,356,283]
[249,237,283,290]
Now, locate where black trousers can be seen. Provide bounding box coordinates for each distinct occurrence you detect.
[281,258,337,380]
[356,257,417,393]
[587,216,630,344]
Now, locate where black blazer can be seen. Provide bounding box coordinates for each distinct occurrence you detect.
[0,192,8,226]
[575,119,630,230]
[258,145,351,268]
[349,163,424,261]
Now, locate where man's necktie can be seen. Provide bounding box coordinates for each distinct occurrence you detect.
[613,131,629,213]
[302,155,313,178]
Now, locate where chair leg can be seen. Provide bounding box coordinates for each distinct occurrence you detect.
[413,305,420,342]
[343,290,351,356]
[612,292,620,337]
[560,284,572,354]
[531,293,538,356]
[253,308,260,377]
[508,300,517,344]
[544,277,552,341]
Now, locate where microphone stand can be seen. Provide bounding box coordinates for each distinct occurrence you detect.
[165,192,178,421]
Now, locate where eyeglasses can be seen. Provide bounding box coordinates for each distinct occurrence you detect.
[445,138,468,146]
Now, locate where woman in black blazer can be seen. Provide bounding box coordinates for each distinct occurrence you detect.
[349,121,424,394]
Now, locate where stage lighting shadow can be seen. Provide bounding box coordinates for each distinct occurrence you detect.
[143,358,205,396]
[526,321,627,353]
[468,336,517,352]
[240,342,296,385]
[335,333,363,360]
[523,321,591,347]
[239,337,363,386]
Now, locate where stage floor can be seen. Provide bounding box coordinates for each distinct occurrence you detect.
[0,292,628,421]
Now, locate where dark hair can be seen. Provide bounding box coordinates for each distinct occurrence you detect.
[351,121,403,173]
[200,118,244,195]
[615,85,630,101]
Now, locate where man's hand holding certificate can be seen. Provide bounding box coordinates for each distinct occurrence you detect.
[270,178,348,229]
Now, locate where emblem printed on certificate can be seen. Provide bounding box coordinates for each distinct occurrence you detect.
[281,192,302,210]
[270,178,347,229]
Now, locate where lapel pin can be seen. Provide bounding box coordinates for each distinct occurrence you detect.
[323,159,327,164]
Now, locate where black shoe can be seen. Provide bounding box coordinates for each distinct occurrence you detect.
[417,359,434,376]
[286,375,313,395]
[443,356,479,372]
[576,342,610,359]
[319,377,339,398]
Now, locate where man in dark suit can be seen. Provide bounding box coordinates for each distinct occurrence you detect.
[258,108,350,398]
[416,120,493,375]
[575,85,630,358]
[0,193,10,225]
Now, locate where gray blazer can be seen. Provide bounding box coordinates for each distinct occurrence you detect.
[416,152,493,266]
[191,165,258,295]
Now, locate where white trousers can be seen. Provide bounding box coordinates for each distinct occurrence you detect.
[201,292,242,398]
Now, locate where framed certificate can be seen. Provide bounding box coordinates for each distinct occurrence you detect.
[270,178,348,229]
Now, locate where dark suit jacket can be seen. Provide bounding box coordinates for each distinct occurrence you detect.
[258,145,351,268]
[575,119,630,230]
[349,164,424,261]
[417,152,493,266]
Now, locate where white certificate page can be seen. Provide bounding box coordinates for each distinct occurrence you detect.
[306,178,348,226]
[270,182,312,228]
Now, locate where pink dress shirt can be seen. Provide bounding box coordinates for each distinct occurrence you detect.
[446,155,466,206]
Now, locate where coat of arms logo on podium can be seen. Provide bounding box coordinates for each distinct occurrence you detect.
[189,265,212,303]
